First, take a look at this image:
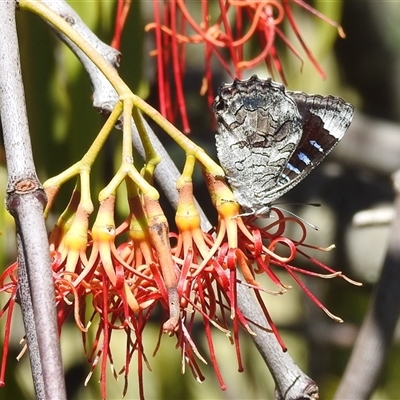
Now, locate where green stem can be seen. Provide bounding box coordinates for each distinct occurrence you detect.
[98,99,159,201]
[20,0,224,177]
[134,95,224,176]
[132,106,161,182]
[43,101,123,190]
[177,154,196,189]
[19,0,130,96]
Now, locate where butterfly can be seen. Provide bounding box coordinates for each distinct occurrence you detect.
[213,75,354,216]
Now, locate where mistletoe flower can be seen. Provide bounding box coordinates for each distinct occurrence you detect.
[202,171,361,343]
[0,172,360,399]
[139,0,347,130]
[0,262,18,387]
[169,179,246,388]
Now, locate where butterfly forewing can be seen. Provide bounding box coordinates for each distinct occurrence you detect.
[213,76,304,213]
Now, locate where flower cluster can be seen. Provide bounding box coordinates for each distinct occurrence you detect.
[0,169,357,399]
[0,2,352,398]
[135,0,345,131]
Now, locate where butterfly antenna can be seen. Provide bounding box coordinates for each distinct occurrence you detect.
[272,204,320,231]
[275,202,321,208]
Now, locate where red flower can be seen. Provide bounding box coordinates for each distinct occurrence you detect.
[135,0,346,131]
[0,170,359,399]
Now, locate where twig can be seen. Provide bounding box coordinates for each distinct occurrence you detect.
[0,2,66,399]
[236,283,318,399]
[334,169,400,399]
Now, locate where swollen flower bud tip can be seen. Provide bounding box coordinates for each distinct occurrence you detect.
[176,183,202,232]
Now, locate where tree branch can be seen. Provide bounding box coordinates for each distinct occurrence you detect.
[0,2,66,399]
[237,283,318,399]
[334,170,400,399]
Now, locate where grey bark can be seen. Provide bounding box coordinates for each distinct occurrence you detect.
[0,2,66,399]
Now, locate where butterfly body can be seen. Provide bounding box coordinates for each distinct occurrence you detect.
[213,75,354,216]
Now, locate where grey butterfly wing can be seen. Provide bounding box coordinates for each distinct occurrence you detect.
[265,91,354,199]
[213,76,304,214]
